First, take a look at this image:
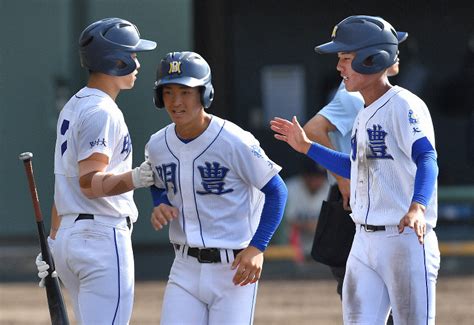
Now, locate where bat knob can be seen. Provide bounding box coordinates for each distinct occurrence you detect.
[19,152,33,161]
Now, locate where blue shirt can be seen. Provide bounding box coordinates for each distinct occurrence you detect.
[316,82,364,184]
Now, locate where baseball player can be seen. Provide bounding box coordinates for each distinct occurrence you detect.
[304,57,404,325]
[146,51,288,325]
[271,15,440,324]
[35,18,156,324]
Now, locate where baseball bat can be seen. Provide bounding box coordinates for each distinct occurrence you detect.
[19,152,70,325]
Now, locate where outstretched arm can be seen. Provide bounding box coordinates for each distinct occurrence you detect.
[270,116,351,178]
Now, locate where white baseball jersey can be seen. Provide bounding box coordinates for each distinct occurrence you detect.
[53,86,137,324]
[349,85,437,228]
[344,85,440,324]
[54,87,138,221]
[145,114,282,249]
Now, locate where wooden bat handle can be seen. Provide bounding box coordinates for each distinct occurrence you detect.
[19,152,43,222]
[19,152,70,324]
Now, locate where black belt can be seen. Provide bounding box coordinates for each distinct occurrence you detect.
[174,244,243,263]
[361,224,386,232]
[75,214,131,230]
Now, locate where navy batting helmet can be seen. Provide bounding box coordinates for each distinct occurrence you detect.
[315,15,408,74]
[153,51,214,109]
[79,18,157,76]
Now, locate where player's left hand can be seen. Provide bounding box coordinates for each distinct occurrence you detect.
[231,246,264,286]
[398,202,427,244]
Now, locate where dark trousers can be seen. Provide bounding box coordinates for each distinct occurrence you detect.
[326,184,349,301]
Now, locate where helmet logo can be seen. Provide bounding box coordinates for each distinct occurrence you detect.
[331,25,338,38]
[168,61,182,74]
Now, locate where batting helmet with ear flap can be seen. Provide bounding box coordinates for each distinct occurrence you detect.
[315,15,408,74]
[153,51,214,109]
[79,18,157,76]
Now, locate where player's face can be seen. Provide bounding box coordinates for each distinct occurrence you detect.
[387,58,400,77]
[336,52,384,93]
[116,53,140,90]
[162,84,203,125]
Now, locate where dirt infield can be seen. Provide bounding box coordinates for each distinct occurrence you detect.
[1,276,473,324]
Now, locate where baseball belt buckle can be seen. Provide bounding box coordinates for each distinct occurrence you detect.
[363,224,375,232]
[197,248,219,263]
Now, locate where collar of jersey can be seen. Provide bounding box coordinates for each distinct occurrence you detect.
[79,86,111,99]
[365,85,403,111]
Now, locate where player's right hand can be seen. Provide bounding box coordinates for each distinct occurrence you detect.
[151,204,179,230]
[270,116,312,154]
[35,253,58,288]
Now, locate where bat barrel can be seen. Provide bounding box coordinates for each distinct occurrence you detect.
[19,152,43,222]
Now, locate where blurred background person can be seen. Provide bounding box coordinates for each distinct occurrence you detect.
[284,160,329,263]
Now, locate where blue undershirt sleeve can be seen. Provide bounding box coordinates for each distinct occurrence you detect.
[411,137,438,207]
[307,142,351,179]
[150,185,171,207]
[249,175,288,252]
